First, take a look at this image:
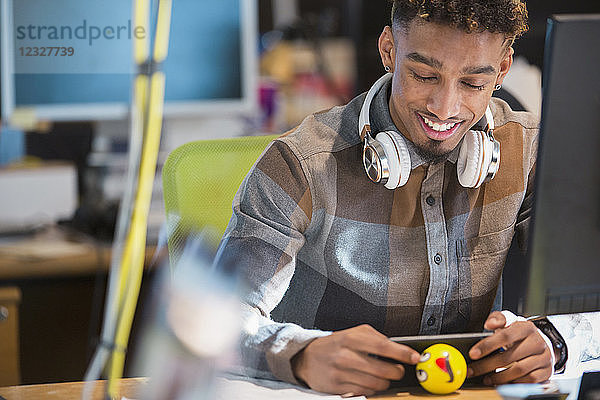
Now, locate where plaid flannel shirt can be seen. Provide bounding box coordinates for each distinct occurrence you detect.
[215,81,595,384]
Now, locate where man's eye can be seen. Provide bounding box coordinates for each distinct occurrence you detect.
[463,81,486,91]
[412,72,436,82]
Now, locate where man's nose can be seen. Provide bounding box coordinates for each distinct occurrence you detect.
[426,83,461,121]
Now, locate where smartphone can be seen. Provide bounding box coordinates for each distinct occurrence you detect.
[390,332,493,361]
[384,332,494,387]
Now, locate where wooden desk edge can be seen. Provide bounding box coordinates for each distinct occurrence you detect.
[0,245,159,280]
[0,378,502,399]
[0,377,148,400]
[369,386,502,399]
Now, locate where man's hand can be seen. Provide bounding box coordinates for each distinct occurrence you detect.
[291,324,421,396]
[468,311,553,385]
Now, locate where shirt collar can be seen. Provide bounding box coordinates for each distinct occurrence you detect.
[368,79,461,168]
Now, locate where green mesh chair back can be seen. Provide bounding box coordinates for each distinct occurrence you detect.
[162,134,278,265]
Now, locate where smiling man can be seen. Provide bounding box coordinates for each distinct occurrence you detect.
[381,19,513,158]
[214,0,595,396]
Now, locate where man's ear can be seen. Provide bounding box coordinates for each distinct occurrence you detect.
[378,26,395,72]
[496,46,514,87]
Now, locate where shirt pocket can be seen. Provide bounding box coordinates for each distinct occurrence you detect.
[456,224,515,322]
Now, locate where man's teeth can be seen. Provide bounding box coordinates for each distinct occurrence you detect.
[422,115,457,132]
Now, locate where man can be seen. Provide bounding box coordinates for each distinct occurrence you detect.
[215,0,598,396]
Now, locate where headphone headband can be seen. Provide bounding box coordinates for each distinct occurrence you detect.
[359,73,393,141]
[485,106,495,131]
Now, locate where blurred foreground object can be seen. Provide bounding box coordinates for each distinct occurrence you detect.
[133,236,241,400]
[83,0,172,396]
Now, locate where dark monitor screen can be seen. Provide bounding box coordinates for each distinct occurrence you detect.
[525,14,600,315]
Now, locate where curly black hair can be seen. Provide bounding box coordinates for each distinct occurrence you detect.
[390,0,528,40]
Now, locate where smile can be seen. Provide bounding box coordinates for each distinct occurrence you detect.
[422,116,457,132]
[417,113,462,140]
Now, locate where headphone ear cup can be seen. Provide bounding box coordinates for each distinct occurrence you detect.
[375,131,411,189]
[457,130,483,188]
[478,133,495,186]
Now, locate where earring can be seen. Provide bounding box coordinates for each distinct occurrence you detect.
[494,84,502,90]
[384,65,391,72]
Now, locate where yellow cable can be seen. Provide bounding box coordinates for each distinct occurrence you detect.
[105,0,171,395]
[109,5,151,328]
[153,0,172,62]
[134,0,150,64]
[107,71,166,399]
[113,74,149,309]
[135,73,149,122]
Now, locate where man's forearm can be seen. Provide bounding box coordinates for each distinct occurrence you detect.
[236,303,331,384]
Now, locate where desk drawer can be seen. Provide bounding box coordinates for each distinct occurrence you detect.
[0,286,21,386]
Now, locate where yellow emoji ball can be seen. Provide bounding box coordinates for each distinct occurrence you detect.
[415,343,467,395]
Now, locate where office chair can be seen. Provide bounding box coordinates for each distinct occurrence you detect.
[162,134,279,266]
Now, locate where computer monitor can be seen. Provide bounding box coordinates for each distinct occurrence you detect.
[525,14,600,315]
[0,0,257,122]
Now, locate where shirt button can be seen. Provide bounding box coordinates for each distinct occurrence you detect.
[427,316,436,326]
[426,195,435,206]
[434,253,442,264]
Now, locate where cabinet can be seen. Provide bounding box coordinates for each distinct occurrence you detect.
[0,286,21,386]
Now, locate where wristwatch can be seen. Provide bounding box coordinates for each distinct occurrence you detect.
[529,316,568,373]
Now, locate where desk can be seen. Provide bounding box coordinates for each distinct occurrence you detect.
[214,376,502,400]
[0,377,501,400]
[0,378,148,400]
[0,226,162,384]
[373,387,501,399]
[0,226,159,280]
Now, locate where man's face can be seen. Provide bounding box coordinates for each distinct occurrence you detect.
[378,19,513,157]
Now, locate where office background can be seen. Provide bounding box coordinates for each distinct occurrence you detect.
[1,0,599,386]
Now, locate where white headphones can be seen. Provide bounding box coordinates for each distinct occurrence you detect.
[359,73,500,189]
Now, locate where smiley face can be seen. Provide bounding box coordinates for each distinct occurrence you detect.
[415,343,467,394]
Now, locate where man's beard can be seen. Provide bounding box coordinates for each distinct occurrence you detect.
[412,140,455,164]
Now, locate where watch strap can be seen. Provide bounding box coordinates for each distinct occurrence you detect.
[530,316,568,373]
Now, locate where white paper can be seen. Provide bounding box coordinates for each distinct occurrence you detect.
[214,375,366,400]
